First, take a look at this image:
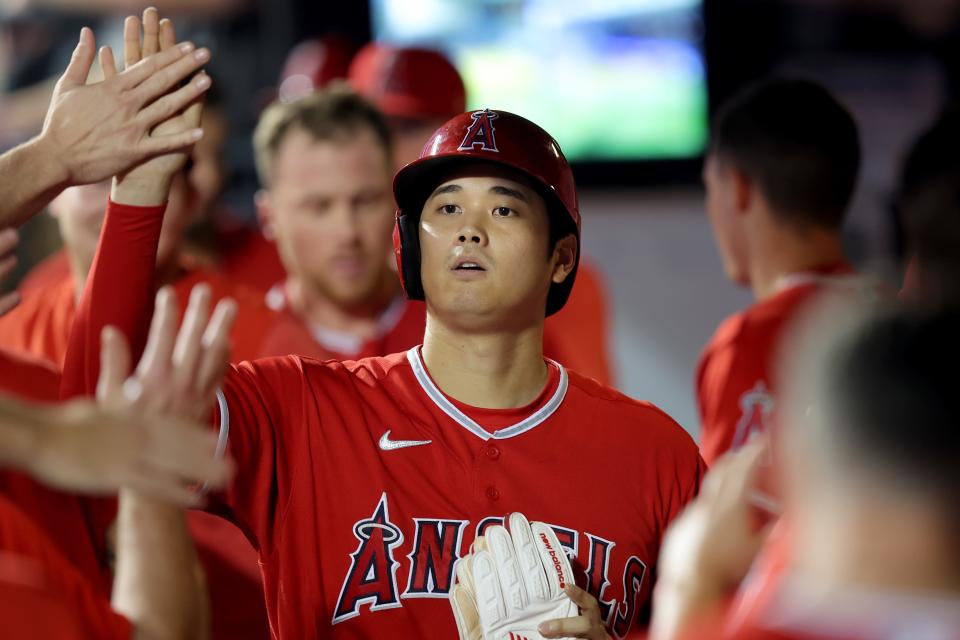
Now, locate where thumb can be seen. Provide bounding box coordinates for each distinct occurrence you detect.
[97,325,132,405]
[60,27,97,88]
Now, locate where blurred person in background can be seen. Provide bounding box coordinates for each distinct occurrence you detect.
[251,86,424,360]
[208,35,357,292]
[651,302,960,640]
[895,105,960,305]
[684,96,960,639]
[696,78,873,466]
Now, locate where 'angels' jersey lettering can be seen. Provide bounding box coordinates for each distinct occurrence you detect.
[332,492,646,629]
[209,347,704,638]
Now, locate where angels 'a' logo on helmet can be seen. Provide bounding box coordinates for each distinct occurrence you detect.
[457,109,499,152]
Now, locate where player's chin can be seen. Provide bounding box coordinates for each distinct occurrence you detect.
[431,290,501,321]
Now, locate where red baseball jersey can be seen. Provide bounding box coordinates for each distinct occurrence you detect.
[213,226,287,294]
[0,494,130,639]
[543,258,615,387]
[0,348,109,592]
[696,264,866,465]
[208,347,704,638]
[15,249,71,295]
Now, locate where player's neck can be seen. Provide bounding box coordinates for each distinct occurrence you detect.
[286,273,399,340]
[420,317,548,410]
[747,220,844,301]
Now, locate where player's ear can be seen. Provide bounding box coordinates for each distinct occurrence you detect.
[550,234,577,285]
[255,189,276,241]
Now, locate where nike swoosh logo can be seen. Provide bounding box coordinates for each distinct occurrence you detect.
[379,430,432,451]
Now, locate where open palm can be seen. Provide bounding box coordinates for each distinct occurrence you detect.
[108,9,206,187]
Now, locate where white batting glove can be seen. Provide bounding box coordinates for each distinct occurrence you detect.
[451,513,578,640]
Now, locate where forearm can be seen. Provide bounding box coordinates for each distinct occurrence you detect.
[61,199,166,399]
[0,395,47,470]
[113,491,209,640]
[0,135,70,228]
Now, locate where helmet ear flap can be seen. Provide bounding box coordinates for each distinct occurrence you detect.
[396,212,425,301]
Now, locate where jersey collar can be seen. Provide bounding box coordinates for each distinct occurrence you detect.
[406,346,568,441]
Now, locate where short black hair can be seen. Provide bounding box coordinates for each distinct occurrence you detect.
[824,306,960,509]
[710,78,861,230]
[896,106,960,303]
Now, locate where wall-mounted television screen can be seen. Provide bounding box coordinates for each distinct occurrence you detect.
[371,0,708,164]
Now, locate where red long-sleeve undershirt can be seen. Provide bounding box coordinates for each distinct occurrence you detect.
[58,199,166,564]
[60,200,166,400]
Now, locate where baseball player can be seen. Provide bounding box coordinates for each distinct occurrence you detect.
[653,304,960,640]
[349,43,616,386]
[67,99,705,637]
[696,78,872,466]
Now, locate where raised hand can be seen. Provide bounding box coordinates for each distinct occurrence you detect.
[104,283,236,425]
[649,438,771,640]
[110,8,210,206]
[37,25,211,188]
[20,282,235,505]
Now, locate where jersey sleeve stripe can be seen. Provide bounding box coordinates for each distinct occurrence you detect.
[199,388,231,495]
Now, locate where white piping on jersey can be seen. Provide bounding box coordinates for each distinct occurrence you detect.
[406,346,569,441]
[199,388,231,495]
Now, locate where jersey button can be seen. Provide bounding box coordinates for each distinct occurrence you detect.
[485,444,501,460]
[485,486,500,501]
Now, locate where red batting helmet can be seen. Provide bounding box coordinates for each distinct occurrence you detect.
[348,43,466,120]
[392,109,581,316]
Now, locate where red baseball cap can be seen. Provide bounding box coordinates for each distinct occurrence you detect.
[279,36,355,100]
[348,43,466,120]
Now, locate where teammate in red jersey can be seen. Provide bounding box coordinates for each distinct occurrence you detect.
[252,87,425,361]
[68,101,705,637]
[697,78,867,465]
[651,304,960,640]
